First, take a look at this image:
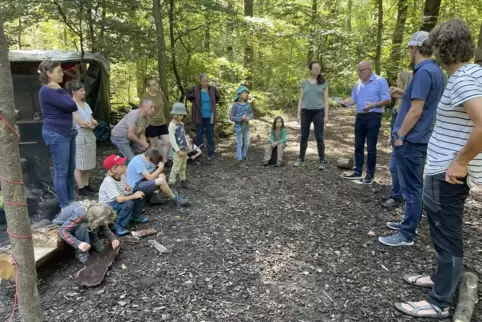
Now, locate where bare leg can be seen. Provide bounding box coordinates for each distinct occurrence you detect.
[82,170,89,187]
[160,134,170,162]
[155,174,175,199]
[150,136,159,150]
[75,169,84,189]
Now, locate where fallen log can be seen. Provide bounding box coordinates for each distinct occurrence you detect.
[453,272,478,322]
[0,225,66,281]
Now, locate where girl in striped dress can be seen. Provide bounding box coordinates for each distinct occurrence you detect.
[66,80,98,197]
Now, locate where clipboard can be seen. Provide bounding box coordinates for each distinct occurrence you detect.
[332,96,354,108]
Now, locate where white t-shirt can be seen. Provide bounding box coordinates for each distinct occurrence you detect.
[98,175,128,204]
[74,102,93,130]
[425,64,482,187]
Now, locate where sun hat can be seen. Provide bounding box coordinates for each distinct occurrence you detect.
[170,102,187,115]
[234,85,250,102]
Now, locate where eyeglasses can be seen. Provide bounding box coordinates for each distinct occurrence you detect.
[357,68,370,73]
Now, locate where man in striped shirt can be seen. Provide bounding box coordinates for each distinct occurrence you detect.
[395,19,482,319]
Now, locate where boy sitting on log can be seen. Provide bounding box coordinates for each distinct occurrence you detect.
[53,200,120,263]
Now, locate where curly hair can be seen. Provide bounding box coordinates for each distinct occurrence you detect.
[429,19,475,65]
[78,200,117,229]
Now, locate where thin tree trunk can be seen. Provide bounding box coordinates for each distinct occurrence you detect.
[152,0,170,107]
[347,0,352,32]
[169,0,185,101]
[307,0,317,63]
[0,6,42,322]
[475,22,482,67]
[18,17,22,49]
[420,0,441,32]
[388,0,408,82]
[244,0,254,85]
[375,0,383,75]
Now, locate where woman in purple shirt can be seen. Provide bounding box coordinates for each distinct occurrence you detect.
[38,61,80,209]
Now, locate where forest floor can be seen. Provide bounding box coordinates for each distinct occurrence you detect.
[1,107,482,322]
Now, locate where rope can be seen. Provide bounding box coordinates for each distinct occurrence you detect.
[0,111,32,322]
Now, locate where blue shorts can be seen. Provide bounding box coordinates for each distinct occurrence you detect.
[133,180,158,195]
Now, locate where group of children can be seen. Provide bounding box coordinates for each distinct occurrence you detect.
[55,85,288,264]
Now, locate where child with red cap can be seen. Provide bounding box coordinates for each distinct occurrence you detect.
[98,154,147,236]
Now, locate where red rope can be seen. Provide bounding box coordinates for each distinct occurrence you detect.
[0,112,32,322]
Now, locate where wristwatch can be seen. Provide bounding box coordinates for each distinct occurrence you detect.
[395,133,405,141]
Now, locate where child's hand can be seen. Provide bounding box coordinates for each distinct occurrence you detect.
[133,191,145,199]
[112,239,120,249]
[177,150,185,157]
[78,242,91,252]
[157,161,164,170]
[125,184,132,193]
[273,142,279,147]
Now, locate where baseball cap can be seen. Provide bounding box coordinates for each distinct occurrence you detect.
[103,154,127,170]
[408,31,429,47]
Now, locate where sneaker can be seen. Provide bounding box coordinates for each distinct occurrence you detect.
[263,161,269,167]
[174,194,189,207]
[275,161,282,167]
[75,250,89,264]
[362,174,374,185]
[293,159,305,168]
[78,188,95,197]
[194,159,202,165]
[84,185,98,193]
[318,160,325,170]
[208,155,215,161]
[113,225,130,236]
[382,197,403,208]
[378,232,414,246]
[91,240,105,253]
[344,172,362,180]
[149,191,170,205]
[387,222,419,234]
[180,180,195,190]
[132,217,149,224]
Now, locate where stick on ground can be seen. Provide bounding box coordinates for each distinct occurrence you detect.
[453,272,478,322]
[148,240,171,254]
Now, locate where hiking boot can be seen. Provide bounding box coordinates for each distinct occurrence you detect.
[362,174,374,185]
[378,232,414,247]
[382,197,403,208]
[84,185,98,193]
[318,160,325,170]
[149,191,170,205]
[263,161,269,166]
[293,159,305,168]
[78,188,95,197]
[174,194,189,207]
[91,240,105,253]
[75,250,89,264]
[275,161,282,167]
[344,172,362,180]
[181,180,195,190]
[113,225,130,237]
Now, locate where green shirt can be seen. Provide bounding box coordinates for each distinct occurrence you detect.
[141,91,167,126]
[301,80,328,110]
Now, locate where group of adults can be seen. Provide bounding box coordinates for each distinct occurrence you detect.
[38,68,221,208]
[295,19,482,319]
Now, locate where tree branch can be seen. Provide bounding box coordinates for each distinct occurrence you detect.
[51,0,81,37]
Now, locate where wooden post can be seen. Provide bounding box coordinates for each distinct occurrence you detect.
[0,4,43,321]
[453,272,478,322]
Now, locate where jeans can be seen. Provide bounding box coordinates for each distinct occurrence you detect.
[108,197,145,228]
[235,124,250,160]
[110,135,144,163]
[195,118,215,157]
[42,129,77,208]
[396,141,427,240]
[299,109,325,161]
[354,113,382,175]
[389,111,402,199]
[423,173,470,309]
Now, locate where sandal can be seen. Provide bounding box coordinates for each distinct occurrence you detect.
[395,302,449,318]
[403,274,434,288]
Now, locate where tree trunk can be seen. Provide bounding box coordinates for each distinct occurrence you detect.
[420,0,441,32]
[169,0,185,101]
[375,0,383,75]
[347,0,352,32]
[152,0,170,106]
[0,6,43,322]
[244,0,254,85]
[18,17,22,49]
[388,0,408,82]
[307,0,318,63]
[475,22,482,67]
